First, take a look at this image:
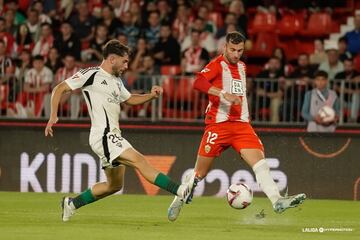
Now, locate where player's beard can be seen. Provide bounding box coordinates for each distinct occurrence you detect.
[224,53,239,65]
[112,65,121,77]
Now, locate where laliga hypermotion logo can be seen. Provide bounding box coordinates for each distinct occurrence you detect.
[135,155,176,195]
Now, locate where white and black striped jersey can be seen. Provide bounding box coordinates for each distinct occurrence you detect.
[65,66,131,144]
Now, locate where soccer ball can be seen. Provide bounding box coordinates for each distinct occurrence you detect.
[226,183,253,209]
[318,105,335,123]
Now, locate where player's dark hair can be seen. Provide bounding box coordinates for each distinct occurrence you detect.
[102,39,130,59]
[314,70,328,79]
[226,31,246,44]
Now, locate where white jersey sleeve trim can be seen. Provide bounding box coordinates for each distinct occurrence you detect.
[65,68,99,90]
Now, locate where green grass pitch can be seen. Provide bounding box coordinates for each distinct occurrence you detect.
[0,192,358,240]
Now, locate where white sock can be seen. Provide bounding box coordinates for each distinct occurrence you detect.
[252,159,281,205]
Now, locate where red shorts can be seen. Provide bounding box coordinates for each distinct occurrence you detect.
[198,121,264,157]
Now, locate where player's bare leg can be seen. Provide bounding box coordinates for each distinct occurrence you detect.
[62,165,126,222]
[168,155,214,221]
[240,148,306,213]
[92,165,126,198]
[118,148,196,202]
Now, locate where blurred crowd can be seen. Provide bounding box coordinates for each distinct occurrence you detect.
[0,0,359,122]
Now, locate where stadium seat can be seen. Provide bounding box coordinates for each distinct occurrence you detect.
[175,77,197,102]
[162,77,204,119]
[246,64,263,77]
[16,91,48,117]
[247,32,278,58]
[299,12,332,37]
[249,12,277,34]
[295,40,315,55]
[277,14,302,36]
[160,65,181,76]
[277,39,300,61]
[161,76,176,100]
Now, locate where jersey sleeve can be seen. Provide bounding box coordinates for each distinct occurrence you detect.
[119,80,131,102]
[64,71,88,90]
[193,60,219,93]
[196,60,219,82]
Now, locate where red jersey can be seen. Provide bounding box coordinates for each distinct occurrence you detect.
[195,55,249,124]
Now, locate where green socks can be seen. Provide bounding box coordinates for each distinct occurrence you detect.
[71,188,97,209]
[154,173,180,195]
[71,174,179,209]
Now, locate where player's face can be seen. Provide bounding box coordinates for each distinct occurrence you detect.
[111,54,129,77]
[224,41,244,64]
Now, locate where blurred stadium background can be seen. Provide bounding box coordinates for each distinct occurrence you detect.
[0,0,359,239]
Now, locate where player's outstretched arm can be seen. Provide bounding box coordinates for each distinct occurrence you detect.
[193,75,241,105]
[125,85,163,106]
[45,81,72,137]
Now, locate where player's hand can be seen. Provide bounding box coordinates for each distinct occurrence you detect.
[151,85,163,99]
[223,92,242,105]
[45,116,58,137]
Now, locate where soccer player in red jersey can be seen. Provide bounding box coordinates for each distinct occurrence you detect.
[168,31,306,221]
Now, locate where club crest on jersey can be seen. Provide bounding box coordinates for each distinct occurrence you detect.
[107,91,121,104]
[204,144,211,153]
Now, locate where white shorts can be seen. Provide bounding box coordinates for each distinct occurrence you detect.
[90,129,132,169]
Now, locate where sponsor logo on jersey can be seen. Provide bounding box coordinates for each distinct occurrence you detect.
[101,80,108,85]
[201,68,210,73]
[107,91,121,104]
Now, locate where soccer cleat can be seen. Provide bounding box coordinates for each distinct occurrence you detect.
[167,196,184,222]
[179,171,198,204]
[273,193,306,214]
[61,197,76,222]
[168,172,198,221]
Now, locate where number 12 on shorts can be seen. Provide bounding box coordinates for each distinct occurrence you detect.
[206,131,218,144]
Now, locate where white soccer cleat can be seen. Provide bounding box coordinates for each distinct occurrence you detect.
[61,197,76,222]
[178,171,197,204]
[168,171,198,222]
[167,196,184,222]
[273,193,306,214]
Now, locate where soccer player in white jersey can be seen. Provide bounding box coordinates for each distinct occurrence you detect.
[45,40,196,222]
